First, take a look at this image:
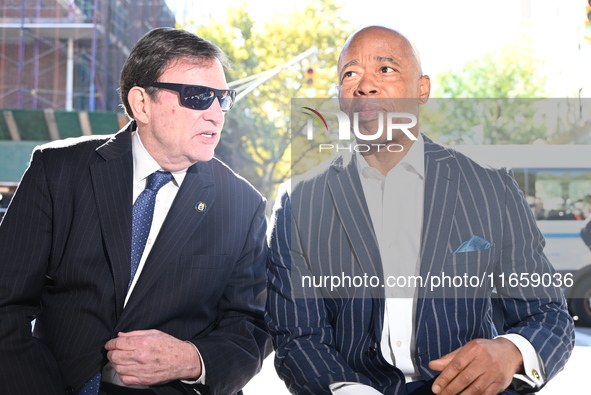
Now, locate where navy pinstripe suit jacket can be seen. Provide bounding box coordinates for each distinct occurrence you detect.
[0,122,270,395]
[266,136,574,395]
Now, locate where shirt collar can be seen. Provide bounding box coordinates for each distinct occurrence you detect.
[131,131,187,186]
[356,134,425,180]
[403,133,425,179]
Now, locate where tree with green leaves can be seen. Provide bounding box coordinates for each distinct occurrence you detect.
[422,34,579,145]
[185,0,352,204]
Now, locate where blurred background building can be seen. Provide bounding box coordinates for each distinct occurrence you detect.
[0,0,175,112]
[0,0,176,210]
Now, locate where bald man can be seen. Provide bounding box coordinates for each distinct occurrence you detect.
[265,26,574,395]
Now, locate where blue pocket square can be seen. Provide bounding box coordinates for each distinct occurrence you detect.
[454,235,491,253]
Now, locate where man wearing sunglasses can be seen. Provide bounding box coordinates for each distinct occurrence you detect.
[0,28,270,395]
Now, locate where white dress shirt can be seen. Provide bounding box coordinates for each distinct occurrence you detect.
[102,131,205,387]
[330,136,543,394]
[125,131,186,306]
[361,136,425,379]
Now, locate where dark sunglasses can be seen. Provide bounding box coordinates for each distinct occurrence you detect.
[145,82,236,112]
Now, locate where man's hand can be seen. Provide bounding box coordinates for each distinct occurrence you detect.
[428,338,523,395]
[104,329,201,386]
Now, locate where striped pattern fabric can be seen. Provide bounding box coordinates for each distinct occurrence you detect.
[265,136,574,395]
[0,122,270,395]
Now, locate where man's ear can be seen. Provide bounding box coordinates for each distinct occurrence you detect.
[128,86,151,124]
[418,75,431,104]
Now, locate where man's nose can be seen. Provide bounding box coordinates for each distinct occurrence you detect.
[355,74,381,96]
[202,97,225,124]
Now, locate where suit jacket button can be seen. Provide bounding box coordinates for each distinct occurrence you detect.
[366,347,377,359]
[65,387,74,395]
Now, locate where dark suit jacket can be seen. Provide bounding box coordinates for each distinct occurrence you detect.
[265,136,574,395]
[0,122,270,395]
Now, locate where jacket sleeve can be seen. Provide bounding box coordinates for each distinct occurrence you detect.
[190,197,272,395]
[265,184,378,395]
[495,170,575,387]
[0,149,64,394]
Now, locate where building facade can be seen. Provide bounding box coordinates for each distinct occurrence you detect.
[0,0,176,112]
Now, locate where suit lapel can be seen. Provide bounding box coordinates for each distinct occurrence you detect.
[90,127,134,320]
[119,160,215,316]
[327,153,383,297]
[418,139,461,287]
[414,138,461,376]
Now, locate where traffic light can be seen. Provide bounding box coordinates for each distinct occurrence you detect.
[585,1,591,44]
[305,67,317,98]
[303,65,328,98]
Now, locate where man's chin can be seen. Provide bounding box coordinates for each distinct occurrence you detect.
[191,150,216,163]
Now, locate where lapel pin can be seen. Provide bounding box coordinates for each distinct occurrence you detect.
[195,201,207,212]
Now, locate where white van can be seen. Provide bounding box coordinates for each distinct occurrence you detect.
[452,144,591,326]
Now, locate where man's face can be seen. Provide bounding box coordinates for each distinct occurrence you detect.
[138,59,228,170]
[337,28,429,141]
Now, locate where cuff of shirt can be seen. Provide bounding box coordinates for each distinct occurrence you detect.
[329,382,383,395]
[497,333,545,388]
[180,341,206,385]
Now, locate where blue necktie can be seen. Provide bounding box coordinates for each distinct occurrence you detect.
[76,171,172,395]
[129,170,173,290]
[76,372,101,395]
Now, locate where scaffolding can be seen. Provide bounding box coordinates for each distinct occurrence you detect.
[0,0,176,112]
